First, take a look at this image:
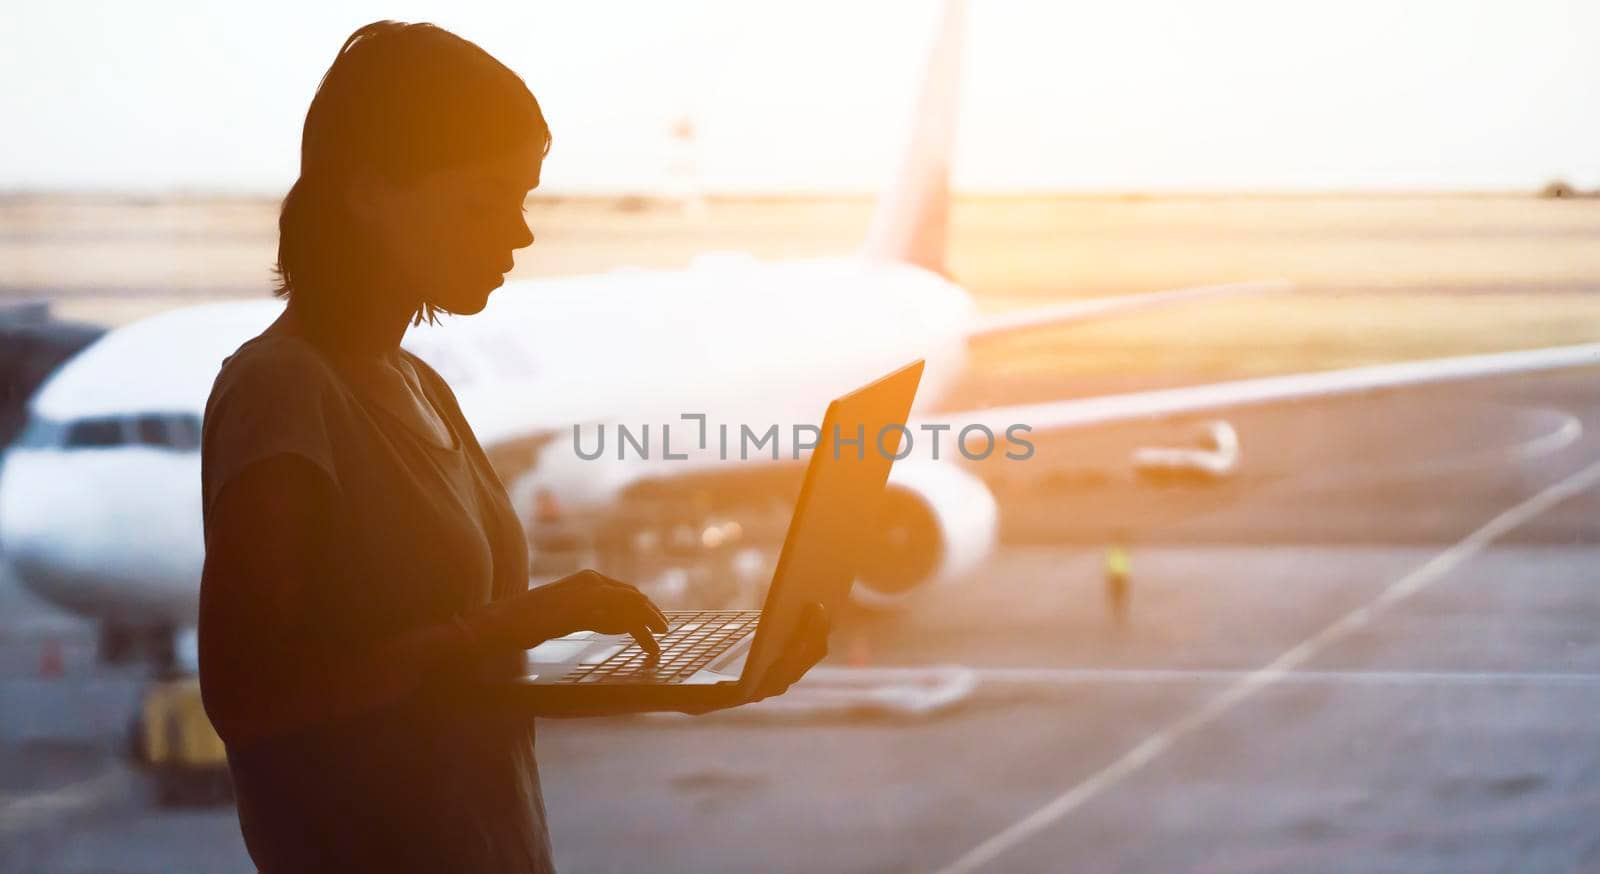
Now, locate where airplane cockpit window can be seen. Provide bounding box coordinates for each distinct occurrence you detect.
[133,413,201,451]
[15,414,65,449]
[17,413,204,451]
[134,415,164,447]
[167,414,201,451]
[63,416,125,448]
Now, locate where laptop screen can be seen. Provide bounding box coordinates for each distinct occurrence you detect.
[739,359,925,689]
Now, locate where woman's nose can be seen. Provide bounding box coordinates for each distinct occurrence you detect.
[512,217,535,250]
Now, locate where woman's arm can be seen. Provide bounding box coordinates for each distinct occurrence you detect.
[198,453,481,750]
[198,453,672,747]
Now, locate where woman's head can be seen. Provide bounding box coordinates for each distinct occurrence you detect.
[275,21,550,335]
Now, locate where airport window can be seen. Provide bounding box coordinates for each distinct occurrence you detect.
[7,11,1600,867]
[63,416,125,448]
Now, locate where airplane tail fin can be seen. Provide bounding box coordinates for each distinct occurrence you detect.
[861,0,966,277]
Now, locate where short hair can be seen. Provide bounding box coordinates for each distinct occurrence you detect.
[273,21,553,329]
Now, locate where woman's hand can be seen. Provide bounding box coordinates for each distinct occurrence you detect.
[678,601,831,715]
[466,569,669,659]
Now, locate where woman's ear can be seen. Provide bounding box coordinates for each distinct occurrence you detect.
[340,168,394,226]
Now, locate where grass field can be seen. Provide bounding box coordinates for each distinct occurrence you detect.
[2,194,1597,376]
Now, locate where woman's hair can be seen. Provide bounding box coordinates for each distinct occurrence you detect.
[273,21,552,328]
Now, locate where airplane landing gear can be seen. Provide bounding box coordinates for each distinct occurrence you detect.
[97,622,177,671]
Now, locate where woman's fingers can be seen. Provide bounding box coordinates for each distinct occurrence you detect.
[630,626,662,660]
[621,592,666,657]
[628,589,670,633]
[591,572,670,632]
[640,597,669,634]
[764,604,829,683]
[612,586,669,634]
[803,601,830,637]
[761,625,829,696]
[790,603,830,659]
[792,635,827,674]
[745,610,833,701]
[589,588,666,657]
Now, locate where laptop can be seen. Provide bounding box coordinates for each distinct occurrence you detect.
[501,359,925,712]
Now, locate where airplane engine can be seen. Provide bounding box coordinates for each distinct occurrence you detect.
[852,460,997,605]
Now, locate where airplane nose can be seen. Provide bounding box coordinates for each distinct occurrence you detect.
[0,447,62,597]
[0,444,205,624]
[0,449,10,555]
[0,448,8,550]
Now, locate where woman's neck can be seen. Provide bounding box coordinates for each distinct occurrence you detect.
[280,281,416,366]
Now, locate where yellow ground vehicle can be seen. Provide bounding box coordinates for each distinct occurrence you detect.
[129,675,233,806]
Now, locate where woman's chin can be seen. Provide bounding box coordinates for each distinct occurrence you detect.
[433,282,498,316]
[475,273,507,304]
[451,296,491,316]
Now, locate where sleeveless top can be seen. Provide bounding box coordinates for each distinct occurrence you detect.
[200,331,554,873]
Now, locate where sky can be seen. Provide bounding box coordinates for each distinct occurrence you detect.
[1,0,1597,194]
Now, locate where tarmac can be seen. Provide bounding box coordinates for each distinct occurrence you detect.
[2,367,1598,873]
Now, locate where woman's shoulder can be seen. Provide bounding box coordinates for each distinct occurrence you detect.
[206,332,353,432]
[201,333,354,516]
[218,331,338,382]
[212,332,347,403]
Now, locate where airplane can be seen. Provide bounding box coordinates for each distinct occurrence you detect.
[2,0,1599,671]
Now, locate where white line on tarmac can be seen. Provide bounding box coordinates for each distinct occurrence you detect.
[821,666,1600,689]
[0,766,127,835]
[934,458,1600,874]
[1508,409,1583,462]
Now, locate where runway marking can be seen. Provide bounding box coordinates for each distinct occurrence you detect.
[1507,409,1582,462]
[0,766,127,835]
[935,458,1600,874]
[1191,786,1600,874]
[828,666,1600,689]
[1290,405,1583,491]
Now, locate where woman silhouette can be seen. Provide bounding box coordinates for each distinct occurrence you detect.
[197,22,825,873]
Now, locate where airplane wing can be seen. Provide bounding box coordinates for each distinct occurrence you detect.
[493,343,1600,489]
[968,280,1291,342]
[490,340,1598,600]
[923,342,1600,438]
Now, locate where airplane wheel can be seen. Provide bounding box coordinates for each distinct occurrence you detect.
[151,767,233,807]
[154,773,183,807]
[211,768,236,804]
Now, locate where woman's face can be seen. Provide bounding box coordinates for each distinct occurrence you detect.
[356,137,543,317]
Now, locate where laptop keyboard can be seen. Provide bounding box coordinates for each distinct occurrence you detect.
[556,610,762,685]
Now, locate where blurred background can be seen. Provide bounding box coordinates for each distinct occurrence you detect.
[3,2,1599,872]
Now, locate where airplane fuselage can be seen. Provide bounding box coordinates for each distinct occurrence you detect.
[0,255,974,628]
